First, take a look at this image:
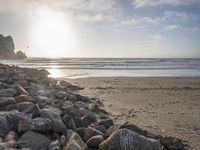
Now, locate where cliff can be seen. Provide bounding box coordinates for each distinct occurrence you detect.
[0,34,27,59]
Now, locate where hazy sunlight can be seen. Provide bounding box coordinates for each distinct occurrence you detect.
[32,8,74,57]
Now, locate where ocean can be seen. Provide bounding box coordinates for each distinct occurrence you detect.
[1,58,200,78]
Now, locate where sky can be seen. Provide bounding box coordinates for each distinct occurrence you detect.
[0,0,200,58]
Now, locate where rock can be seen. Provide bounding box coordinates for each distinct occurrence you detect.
[63,115,76,130]
[81,113,97,127]
[55,91,66,99]
[16,85,29,95]
[40,109,66,133]
[98,119,114,129]
[4,131,18,141]
[48,140,61,150]
[0,34,15,59]
[36,90,52,97]
[17,102,40,117]
[15,95,36,103]
[4,140,17,148]
[61,101,74,114]
[76,127,104,143]
[15,51,27,59]
[59,135,66,147]
[94,125,107,134]
[87,135,104,148]
[0,111,32,137]
[75,101,89,109]
[31,118,52,133]
[160,137,186,150]
[99,129,162,150]
[18,120,31,134]
[0,97,15,108]
[64,130,87,150]
[17,131,51,150]
[0,88,17,97]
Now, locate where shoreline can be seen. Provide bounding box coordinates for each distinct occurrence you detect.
[66,76,200,149]
[0,63,193,149]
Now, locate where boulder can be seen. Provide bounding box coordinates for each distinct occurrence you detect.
[17,131,51,150]
[99,129,162,150]
[61,101,74,114]
[81,113,97,127]
[87,135,104,148]
[40,109,66,133]
[55,91,66,99]
[63,115,76,130]
[0,88,17,97]
[160,137,186,150]
[0,97,15,108]
[76,127,104,143]
[98,119,114,129]
[64,130,87,150]
[4,131,19,142]
[17,102,41,117]
[31,118,52,133]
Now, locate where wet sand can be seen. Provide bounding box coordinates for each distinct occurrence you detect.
[66,77,200,149]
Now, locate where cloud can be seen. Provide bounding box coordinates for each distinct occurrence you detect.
[132,0,200,8]
[149,34,165,41]
[164,25,180,30]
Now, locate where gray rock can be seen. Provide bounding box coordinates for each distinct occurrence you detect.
[54,91,66,99]
[36,90,52,97]
[94,125,107,134]
[17,131,51,150]
[18,119,31,134]
[0,88,17,97]
[75,101,89,109]
[40,109,66,133]
[31,118,52,133]
[15,95,36,103]
[59,135,66,147]
[61,101,74,114]
[16,85,29,95]
[4,131,19,142]
[0,97,16,108]
[98,119,114,129]
[76,127,104,143]
[64,130,87,150]
[17,102,40,117]
[99,129,162,150]
[87,135,104,148]
[48,140,61,150]
[63,115,76,130]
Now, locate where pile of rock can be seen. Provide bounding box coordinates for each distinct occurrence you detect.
[0,63,188,150]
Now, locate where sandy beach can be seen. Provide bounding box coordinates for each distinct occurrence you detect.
[66,77,200,149]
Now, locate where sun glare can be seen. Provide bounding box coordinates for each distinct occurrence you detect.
[32,8,74,57]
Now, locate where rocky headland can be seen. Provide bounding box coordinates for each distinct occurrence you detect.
[0,34,27,60]
[0,63,188,150]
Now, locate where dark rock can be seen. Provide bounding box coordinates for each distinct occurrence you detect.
[40,109,66,133]
[0,88,17,97]
[87,135,104,148]
[31,118,52,133]
[59,135,66,147]
[99,119,114,129]
[81,113,97,127]
[160,137,186,150]
[17,131,51,150]
[94,125,107,134]
[18,119,31,134]
[36,90,52,97]
[76,127,104,143]
[64,130,87,150]
[63,115,76,130]
[99,129,162,150]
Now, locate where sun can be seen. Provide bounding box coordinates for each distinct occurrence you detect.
[31,8,74,57]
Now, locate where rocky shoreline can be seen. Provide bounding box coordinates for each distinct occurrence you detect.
[0,63,188,150]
